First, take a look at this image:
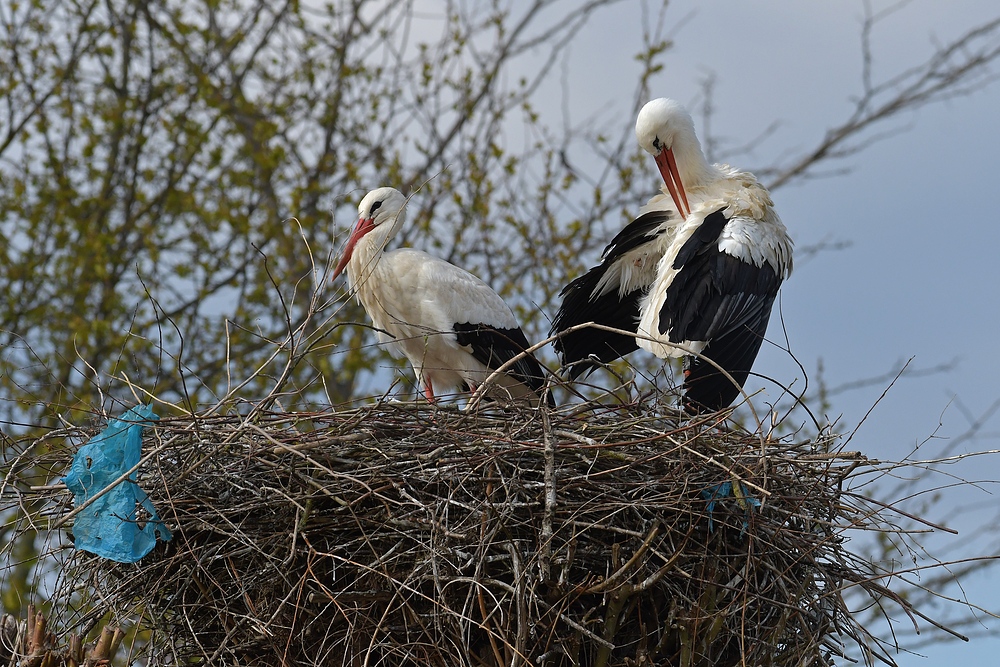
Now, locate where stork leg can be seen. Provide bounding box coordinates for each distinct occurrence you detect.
[423,379,436,403]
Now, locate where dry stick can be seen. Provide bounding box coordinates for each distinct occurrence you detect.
[585,522,661,594]
[477,587,506,667]
[539,404,556,584]
[208,214,347,421]
[529,600,615,650]
[250,216,321,418]
[594,586,628,667]
[201,260,350,420]
[859,576,971,642]
[588,527,693,667]
[476,465,517,666]
[306,533,518,667]
[635,541,690,593]
[553,428,598,446]
[252,424,375,493]
[673,442,773,499]
[506,541,529,667]
[7,437,52,494]
[841,491,959,535]
[118,371,186,415]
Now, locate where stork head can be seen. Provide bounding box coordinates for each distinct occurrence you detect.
[635,98,707,220]
[333,187,408,280]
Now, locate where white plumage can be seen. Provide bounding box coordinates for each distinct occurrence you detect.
[333,187,549,404]
[552,98,793,413]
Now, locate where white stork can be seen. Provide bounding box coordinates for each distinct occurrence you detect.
[333,187,551,406]
[552,98,793,413]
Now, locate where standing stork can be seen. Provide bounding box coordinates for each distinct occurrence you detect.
[552,98,793,413]
[333,187,551,406]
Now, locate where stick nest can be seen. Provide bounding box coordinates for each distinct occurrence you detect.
[11,400,914,666]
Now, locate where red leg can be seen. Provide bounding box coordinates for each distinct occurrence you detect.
[423,379,436,403]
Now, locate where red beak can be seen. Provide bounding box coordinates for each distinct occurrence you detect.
[654,147,691,220]
[332,216,375,280]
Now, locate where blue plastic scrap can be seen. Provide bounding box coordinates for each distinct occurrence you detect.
[62,404,172,562]
[700,481,762,534]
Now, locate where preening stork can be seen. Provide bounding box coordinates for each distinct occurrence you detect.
[552,98,793,413]
[333,187,551,406]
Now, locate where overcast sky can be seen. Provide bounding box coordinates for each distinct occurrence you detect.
[512,1,1000,664]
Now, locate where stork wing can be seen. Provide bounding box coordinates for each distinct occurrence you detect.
[551,268,643,378]
[551,210,672,377]
[658,209,784,412]
[602,209,673,262]
[453,322,553,405]
[681,302,774,414]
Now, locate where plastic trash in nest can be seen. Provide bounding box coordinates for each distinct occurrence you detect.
[700,480,761,535]
[62,404,172,562]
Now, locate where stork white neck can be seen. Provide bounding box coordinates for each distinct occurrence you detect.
[635,98,718,214]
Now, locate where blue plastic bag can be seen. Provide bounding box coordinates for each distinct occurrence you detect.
[701,481,761,534]
[63,405,172,562]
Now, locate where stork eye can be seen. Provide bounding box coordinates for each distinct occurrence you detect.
[370,200,383,215]
[652,136,662,151]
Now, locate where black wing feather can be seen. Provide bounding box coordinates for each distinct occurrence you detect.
[682,298,774,414]
[551,211,672,378]
[550,268,643,378]
[603,210,672,262]
[453,323,554,406]
[659,208,783,412]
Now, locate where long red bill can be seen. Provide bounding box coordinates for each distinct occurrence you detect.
[332,217,375,280]
[655,148,690,219]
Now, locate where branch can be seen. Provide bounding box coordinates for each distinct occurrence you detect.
[764,12,1000,190]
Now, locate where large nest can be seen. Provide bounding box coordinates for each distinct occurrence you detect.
[5,399,944,666]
